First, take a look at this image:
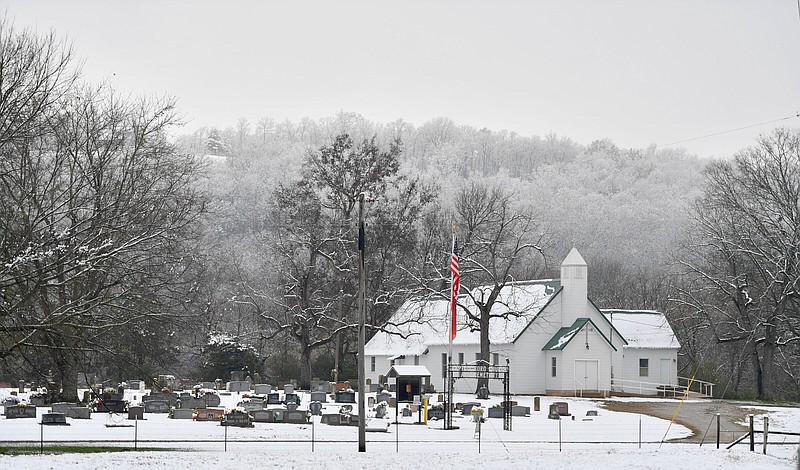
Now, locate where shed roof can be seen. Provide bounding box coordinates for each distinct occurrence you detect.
[386,365,431,377]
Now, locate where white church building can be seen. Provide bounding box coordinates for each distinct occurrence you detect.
[364,248,682,396]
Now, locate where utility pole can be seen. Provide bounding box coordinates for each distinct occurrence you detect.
[357,192,366,452]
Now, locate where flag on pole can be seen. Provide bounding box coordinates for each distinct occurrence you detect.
[450,236,460,339]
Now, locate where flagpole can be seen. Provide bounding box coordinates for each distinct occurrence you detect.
[447,229,456,430]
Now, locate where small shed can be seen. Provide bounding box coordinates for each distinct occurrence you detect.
[385,365,431,403]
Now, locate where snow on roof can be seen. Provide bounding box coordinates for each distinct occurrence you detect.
[601,309,680,349]
[365,280,559,356]
[387,365,432,377]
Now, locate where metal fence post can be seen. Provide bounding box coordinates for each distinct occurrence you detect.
[749,414,754,452]
[716,413,720,449]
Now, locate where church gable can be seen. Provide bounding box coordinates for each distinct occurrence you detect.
[542,318,617,352]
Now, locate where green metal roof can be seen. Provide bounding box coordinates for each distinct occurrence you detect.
[541,317,618,351]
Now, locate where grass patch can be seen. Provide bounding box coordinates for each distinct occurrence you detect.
[0,445,182,455]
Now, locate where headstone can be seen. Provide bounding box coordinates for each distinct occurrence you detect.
[461,402,480,415]
[254,384,272,395]
[402,407,413,417]
[230,371,245,382]
[253,373,262,385]
[66,407,91,419]
[202,393,221,408]
[41,413,69,425]
[128,380,145,391]
[29,394,46,406]
[144,400,170,413]
[193,408,225,421]
[18,380,24,393]
[309,401,323,416]
[310,391,327,403]
[586,410,598,417]
[488,407,504,418]
[310,380,330,393]
[3,396,20,407]
[266,393,282,405]
[555,402,569,416]
[534,396,540,412]
[215,379,225,390]
[271,409,284,422]
[512,405,530,416]
[476,385,489,400]
[284,393,300,405]
[283,384,295,395]
[128,406,144,420]
[285,410,308,424]
[377,391,392,404]
[250,409,271,422]
[5,404,36,419]
[96,399,126,413]
[548,403,561,420]
[367,397,375,408]
[169,408,194,419]
[335,390,356,403]
[50,402,77,414]
[198,381,215,390]
[239,400,264,413]
[227,380,251,392]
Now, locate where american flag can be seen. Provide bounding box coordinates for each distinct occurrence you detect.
[450,237,460,340]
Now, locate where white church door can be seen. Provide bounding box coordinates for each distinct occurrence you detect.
[660,358,673,385]
[574,360,598,391]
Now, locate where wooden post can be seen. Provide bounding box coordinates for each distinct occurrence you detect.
[749,414,754,452]
[716,413,720,449]
[762,416,768,455]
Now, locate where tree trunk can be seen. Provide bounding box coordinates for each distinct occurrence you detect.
[299,346,312,390]
[476,307,492,393]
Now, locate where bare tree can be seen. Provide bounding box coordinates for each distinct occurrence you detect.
[0,82,206,400]
[675,128,800,400]
[238,134,434,387]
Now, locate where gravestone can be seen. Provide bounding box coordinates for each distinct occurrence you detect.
[376,391,392,404]
[66,407,91,419]
[310,380,331,393]
[144,392,178,407]
[144,400,169,413]
[3,396,20,407]
[253,373,262,386]
[335,390,356,403]
[170,408,194,419]
[250,409,271,423]
[230,371,245,382]
[554,402,569,416]
[202,393,221,408]
[5,404,36,419]
[512,405,530,416]
[461,402,480,415]
[284,393,300,405]
[309,401,323,416]
[254,384,272,395]
[266,393,282,405]
[310,391,327,403]
[194,408,225,421]
[128,406,144,420]
[283,384,295,395]
[270,409,284,422]
[586,410,598,417]
[215,379,225,390]
[50,402,76,414]
[402,407,413,417]
[128,380,145,391]
[227,380,251,392]
[41,413,69,425]
[96,399,126,413]
[197,381,215,390]
[29,394,46,406]
[548,403,561,420]
[239,400,264,413]
[476,385,489,400]
[534,396,540,412]
[488,407,504,418]
[367,397,375,408]
[285,410,308,424]
[180,397,206,410]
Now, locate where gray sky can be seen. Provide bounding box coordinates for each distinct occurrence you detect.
[5,0,800,158]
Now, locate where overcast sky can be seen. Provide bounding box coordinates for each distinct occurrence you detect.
[5,0,800,158]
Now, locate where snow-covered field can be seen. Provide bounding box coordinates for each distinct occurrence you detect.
[0,388,797,469]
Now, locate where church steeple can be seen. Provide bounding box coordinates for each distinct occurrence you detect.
[560,247,588,326]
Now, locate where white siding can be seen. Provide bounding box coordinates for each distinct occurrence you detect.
[559,326,614,392]
[619,348,678,395]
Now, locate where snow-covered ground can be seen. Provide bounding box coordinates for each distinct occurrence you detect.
[0,388,797,469]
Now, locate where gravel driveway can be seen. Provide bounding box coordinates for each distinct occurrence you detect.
[601,399,755,444]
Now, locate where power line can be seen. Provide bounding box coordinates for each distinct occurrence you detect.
[656,113,800,149]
